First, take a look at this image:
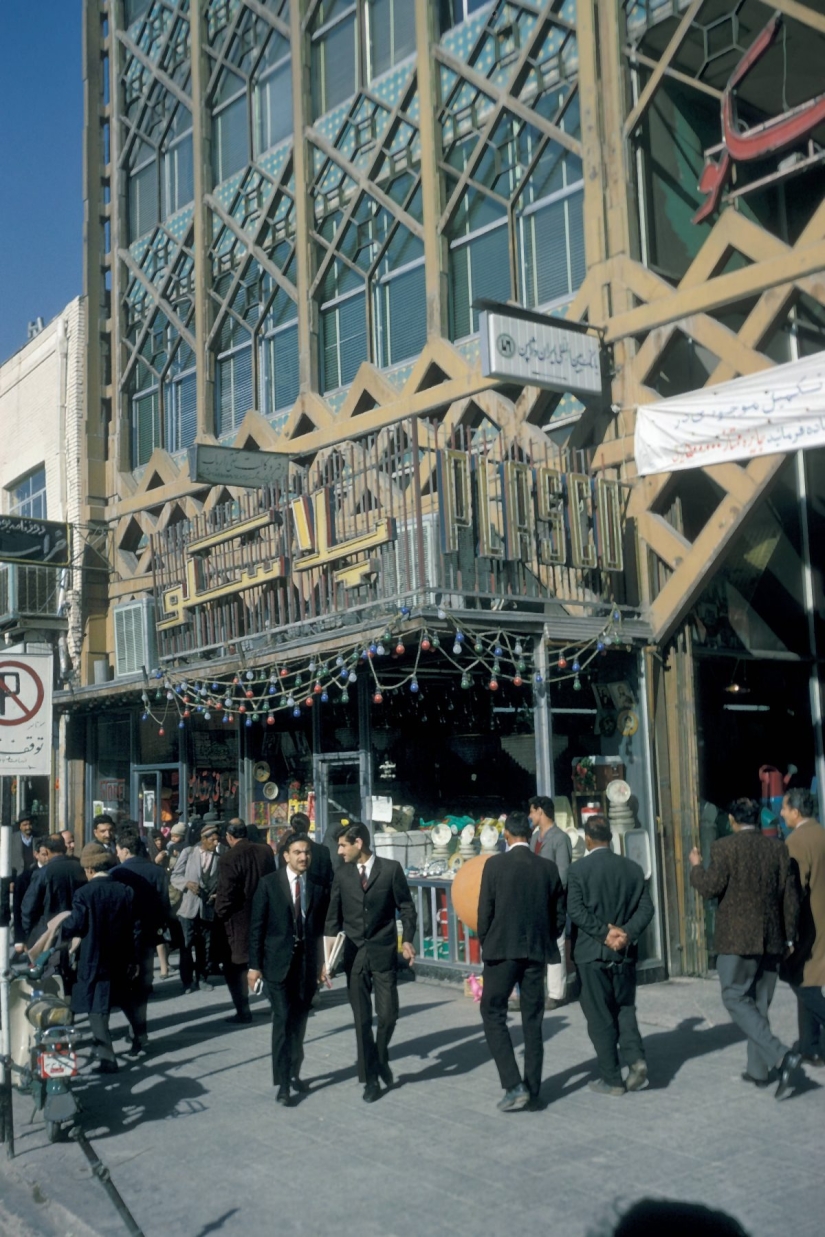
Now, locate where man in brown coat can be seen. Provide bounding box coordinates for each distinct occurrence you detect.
[215,819,275,1024]
[690,796,802,1098]
[782,787,825,1065]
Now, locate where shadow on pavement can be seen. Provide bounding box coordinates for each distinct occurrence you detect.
[193,1208,241,1236]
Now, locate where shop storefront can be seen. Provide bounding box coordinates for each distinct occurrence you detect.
[57,409,664,975]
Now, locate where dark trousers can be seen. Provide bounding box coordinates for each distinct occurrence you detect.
[480,958,544,1096]
[577,959,644,1087]
[120,947,155,1043]
[88,1011,116,1063]
[347,960,399,1085]
[794,984,825,1056]
[265,948,312,1087]
[179,916,213,988]
[225,961,251,1018]
[716,953,787,1080]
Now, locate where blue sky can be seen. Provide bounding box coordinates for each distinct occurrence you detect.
[0,3,83,363]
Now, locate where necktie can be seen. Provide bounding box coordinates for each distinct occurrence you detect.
[294,876,303,940]
[359,865,368,891]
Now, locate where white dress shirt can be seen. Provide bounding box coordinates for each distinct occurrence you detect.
[286,866,307,917]
[357,853,376,884]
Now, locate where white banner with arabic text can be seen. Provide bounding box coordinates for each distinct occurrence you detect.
[634,350,825,475]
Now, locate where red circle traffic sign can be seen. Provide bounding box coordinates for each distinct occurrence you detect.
[0,660,45,726]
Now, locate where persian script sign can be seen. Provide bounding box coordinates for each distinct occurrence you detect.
[479,310,603,399]
[0,515,71,568]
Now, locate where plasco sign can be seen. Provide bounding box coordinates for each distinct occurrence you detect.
[0,655,52,776]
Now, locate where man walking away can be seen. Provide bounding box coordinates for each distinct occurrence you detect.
[248,833,329,1105]
[325,822,417,1102]
[781,788,825,1065]
[567,816,654,1097]
[477,810,565,1111]
[61,845,140,1074]
[690,797,802,1098]
[171,823,221,993]
[215,819,275,1024]
[528,795,573,1008]
[112,825,171,1055]
[21,834,87,944]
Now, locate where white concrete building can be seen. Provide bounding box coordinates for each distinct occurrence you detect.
[0,298,86,828]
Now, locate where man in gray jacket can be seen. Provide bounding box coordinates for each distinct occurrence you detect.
[529,796,573,1008]
[171,823,221,993]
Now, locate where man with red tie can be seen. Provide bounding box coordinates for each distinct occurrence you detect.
[325,822,417,1103]
[247,833,329,1106]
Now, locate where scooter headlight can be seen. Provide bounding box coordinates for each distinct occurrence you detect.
[25,995,73,1030]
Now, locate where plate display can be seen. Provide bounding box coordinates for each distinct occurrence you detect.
[606,778,632,804]
[263,781,279,800]
[253,761,271,782]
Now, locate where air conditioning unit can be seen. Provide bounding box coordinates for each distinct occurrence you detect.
[0,564,61,623]
[113,597,158,678]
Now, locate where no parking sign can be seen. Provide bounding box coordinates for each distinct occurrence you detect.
[0,654,52,776]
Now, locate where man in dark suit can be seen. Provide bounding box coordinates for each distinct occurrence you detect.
[690,796,802,1098]
[215,818,275,1024]
[248,832,329,1105]
[92,814,116,853]
[10,814,37,877]
[61,844,140,1074]
[567,815,654,1096]
[112,825,171,1055]
[21,833,87,943]
[477,810,566,1111]
[288,812,334,891]
[325,821,417,1102]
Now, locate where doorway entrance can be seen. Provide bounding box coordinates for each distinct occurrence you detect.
[313,752,370,843]
[131,764,186,832]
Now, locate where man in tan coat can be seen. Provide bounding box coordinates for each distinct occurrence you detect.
[782,788,825,1066]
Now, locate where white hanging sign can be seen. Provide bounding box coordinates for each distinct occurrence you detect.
[634,350,825,475]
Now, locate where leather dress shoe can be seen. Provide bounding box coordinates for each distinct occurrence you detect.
[93,1060,119,1075]
[625,1061,649,1092]
[224,1012,253,1025]
[199,979,215,991]
[126,1037,149,1057]
[775,1050,802,1099]
[276,1087,291,1106]
[378,1063,394,1088]
[497,1083,529,1112]
[291,1078,310,1093]
[363,1082,381,1103]
[588,1079,625,1097]
[741,1072,771,1088]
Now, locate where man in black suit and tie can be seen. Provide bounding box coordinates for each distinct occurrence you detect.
[325,821,417,1103]
[477,810,566,1111]
[248,832,329,1106]
[567,815,654,1096]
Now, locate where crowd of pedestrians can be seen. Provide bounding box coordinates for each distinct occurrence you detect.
[5,787,824,1111]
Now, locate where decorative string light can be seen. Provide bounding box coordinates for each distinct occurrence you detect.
[137,608,626,730]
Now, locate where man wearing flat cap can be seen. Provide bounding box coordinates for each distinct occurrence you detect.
[171,824,221,993]
[61,844,140,1073]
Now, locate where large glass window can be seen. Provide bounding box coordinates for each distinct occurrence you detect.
[132,386,161,467]
[448,189,510,339]
[321,290,367,392]
[367,0,416,80]
[439,0,491,33]
[254,32,292,156]
[162,346,197,454]
[260,319,299,415]
[128,145,159,243]
[216,343,253,435]
[374,259,426,368]
[311,2,357,118]
[9,467,47,518]
[212,74,249,183]
[162,129,194,219]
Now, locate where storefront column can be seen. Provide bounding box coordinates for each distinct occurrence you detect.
[533,634,554,797]
[797,452,825,822]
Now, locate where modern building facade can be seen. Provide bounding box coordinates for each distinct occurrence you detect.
[69,0,825,975]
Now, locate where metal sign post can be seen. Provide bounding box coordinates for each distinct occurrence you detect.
[0,819,14,1156]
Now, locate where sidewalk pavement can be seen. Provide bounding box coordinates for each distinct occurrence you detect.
[0,968,821,1237]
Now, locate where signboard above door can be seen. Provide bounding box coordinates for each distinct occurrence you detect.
[479,306,603,399]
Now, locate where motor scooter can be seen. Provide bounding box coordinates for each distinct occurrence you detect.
[9,947,80,1142]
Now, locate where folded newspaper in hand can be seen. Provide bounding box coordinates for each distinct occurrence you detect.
[323,932,347,977]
